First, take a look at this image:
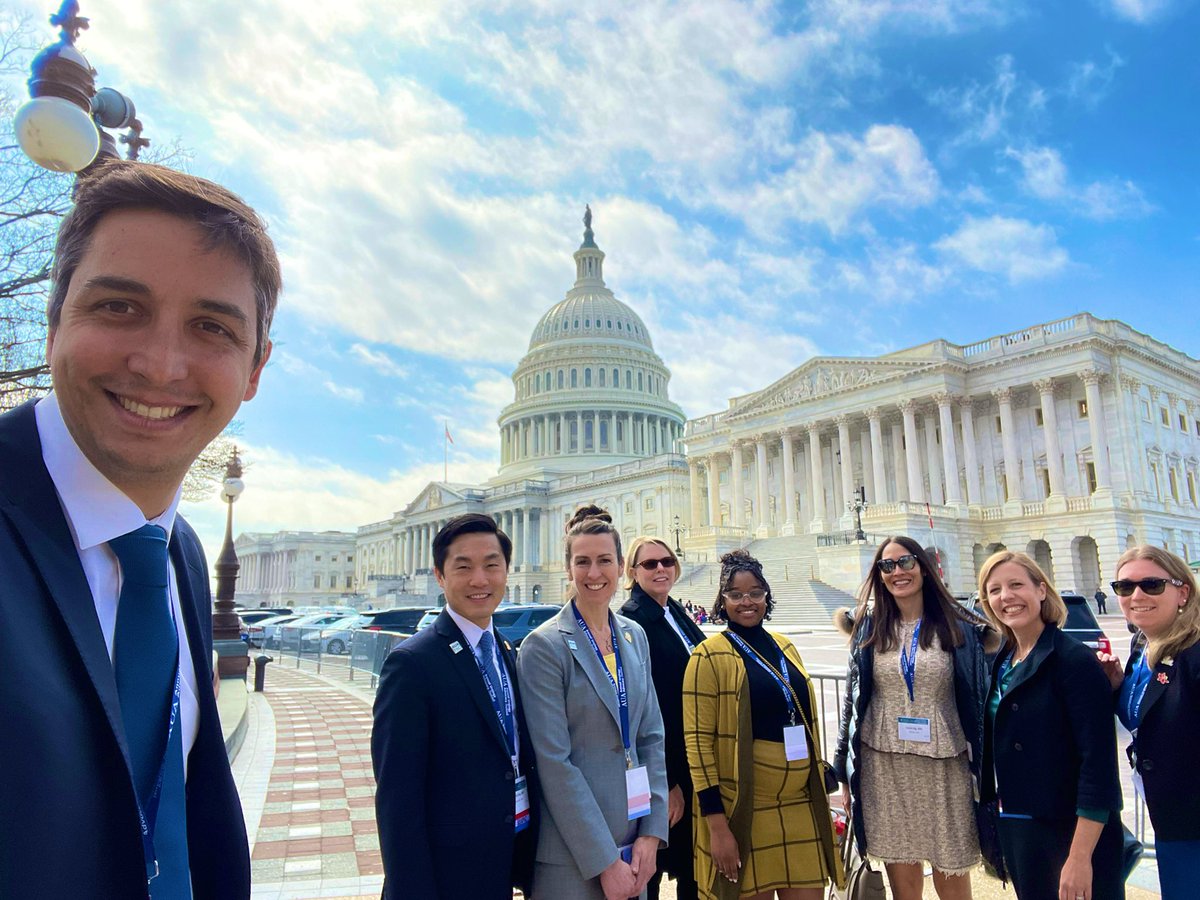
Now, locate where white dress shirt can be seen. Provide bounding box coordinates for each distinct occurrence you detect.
[445,605,519,768]
[35,393,201,774]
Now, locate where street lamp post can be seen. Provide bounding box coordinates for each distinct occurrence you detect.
[673,514,685,559]
[213,449,250,679]
[848,485,868,542]
[14,2,147,175]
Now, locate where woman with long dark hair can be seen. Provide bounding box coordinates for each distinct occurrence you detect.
[519,505,669,899]
[684,549,842,900]
[834,536,1002,900]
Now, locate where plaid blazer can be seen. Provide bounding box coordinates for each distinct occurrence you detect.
[683,630,842,899]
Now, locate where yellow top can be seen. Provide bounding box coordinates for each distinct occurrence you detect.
[603,650,617,682]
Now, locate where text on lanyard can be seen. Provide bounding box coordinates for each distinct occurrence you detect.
[571,601,634,768]
[899,619,922,702]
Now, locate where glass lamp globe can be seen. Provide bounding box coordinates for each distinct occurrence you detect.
[13,95,100,172]
[221,477,246,502]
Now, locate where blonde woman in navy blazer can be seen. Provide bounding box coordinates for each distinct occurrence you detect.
[519,506,669,899]
[1100,546,1199,899]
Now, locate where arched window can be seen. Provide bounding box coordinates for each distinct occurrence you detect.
[638,371,644,391]
[546,369,552,390]
[600,421,608,447]
[584,368,592,387]
[607,319,613,328]
[585,419,594,450]
[585,319,590,328]
[571,369,578,388]
[625,369,632,389]
[599,368,606,387]
[574,319,580,329]
[535,373,541,393]
[613,367,619,386]
[557,369,564,389]
[617,321,622,330]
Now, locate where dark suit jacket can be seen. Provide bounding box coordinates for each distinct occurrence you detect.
[0,402,250,898]
[372,608,539,899]
[619,586,704,879]
[982,623,1122,819]
[1124,640,1200,841]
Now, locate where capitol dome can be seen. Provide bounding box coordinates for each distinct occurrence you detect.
[496,208,686,478]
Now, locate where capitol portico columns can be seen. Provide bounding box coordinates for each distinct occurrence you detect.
[995,388,1023,508]
[900,400,924,503]
[922,409,943,505]
[780,430,797,536]
[935,393,962,506]
[957,396,981,506]
[688,460,703,527]
[730,442,746,531]
[807,424,827,533]
[836,416,855,528]
[1034,379,1067,511]
[1081,369,1113,493]
[867,409,887,504]
[755,437,770,537]
[706,454,722,527]
[523,510,533,570]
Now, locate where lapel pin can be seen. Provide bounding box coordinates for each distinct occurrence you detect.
[1156,672,1169,685]
[1162,657,1175,667]
[504,640,513,651]
[450,641,463,654]
[567,639,578,650]
[623,631,633,643]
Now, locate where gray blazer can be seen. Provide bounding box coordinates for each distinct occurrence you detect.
[518,602,669,890]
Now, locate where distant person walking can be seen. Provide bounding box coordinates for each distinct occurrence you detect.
[1095,588,1108,614]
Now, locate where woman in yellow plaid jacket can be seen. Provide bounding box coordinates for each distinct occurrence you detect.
[683,550,844,900]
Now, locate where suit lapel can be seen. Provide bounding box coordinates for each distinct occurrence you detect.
[0,405,129,766]
[1137,660,1170,724]
[558,606,622,731]
[1001,625,1056,698]
[435,612,510,757]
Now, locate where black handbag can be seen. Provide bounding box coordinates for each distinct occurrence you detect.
[828,812,886,900]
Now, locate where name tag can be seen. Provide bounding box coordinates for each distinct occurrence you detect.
[514,775,530,833]
[783,724,809,761]
[897,716,931,743]
[626,765,651,820]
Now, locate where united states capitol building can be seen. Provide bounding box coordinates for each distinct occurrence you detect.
[239,212,1200,615]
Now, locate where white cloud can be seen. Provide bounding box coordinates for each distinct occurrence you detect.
[1006,145,1153,220]
[350,344,410,378]
[930,55,1049,151]
[835,240,950,301]
[1065,49,1125,107]
[275,351,366,404]
[934,215,1069,283]
[1106,0,1174,22]
[323,381,365,405]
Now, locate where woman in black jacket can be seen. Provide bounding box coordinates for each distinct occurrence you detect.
[1101,545,1199,899]
[834,536,1003,900]
[620,536,706,900]
[979,550,1124,900]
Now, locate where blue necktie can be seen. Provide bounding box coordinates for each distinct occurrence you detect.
[110,524,191,898]
[477,630,504,716]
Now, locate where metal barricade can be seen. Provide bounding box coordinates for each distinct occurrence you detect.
[349,629,408,688]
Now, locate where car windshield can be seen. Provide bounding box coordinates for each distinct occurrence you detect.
[1064,600,1100,632]
[417,611,439,629]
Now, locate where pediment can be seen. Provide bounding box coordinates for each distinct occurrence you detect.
[405,482,465,515]
[728,359,927,418]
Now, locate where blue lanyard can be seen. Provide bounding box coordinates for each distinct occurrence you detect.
[899,620,922,702]
[724,631,803,727]
[666,604,695,652]
[571,601,633,767]
[1122,652,1152,728]
[473,634,519,772]
[135,650,182,884]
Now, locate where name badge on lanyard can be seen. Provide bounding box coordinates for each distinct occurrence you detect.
[725,631,811,761]
[571,601,650,820]
[472,636,527,832]
[514,776,531,832]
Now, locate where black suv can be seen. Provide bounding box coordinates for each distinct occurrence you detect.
[358,607,437,635]
[1062,593,1112,655]
[492,604,560,648]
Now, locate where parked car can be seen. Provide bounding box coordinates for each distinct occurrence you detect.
[1062,592,1112,655]
[280,612,358,651]
[416,610,441,631]
[237,608,293,625]
[492,604,560,648]
[300,616,367,655]
[357,607,437,635]
[249,613,302,649]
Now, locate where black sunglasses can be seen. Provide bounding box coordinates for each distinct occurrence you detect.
[635,557,677,571]
[877,555,918,574]
[1111,578,1183,597]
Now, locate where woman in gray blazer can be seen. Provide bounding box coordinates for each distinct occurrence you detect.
[519,505,670,899]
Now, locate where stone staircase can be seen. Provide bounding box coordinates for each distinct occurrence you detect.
[671,534,855,629]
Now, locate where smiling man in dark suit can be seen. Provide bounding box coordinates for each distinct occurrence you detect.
[372,513,539,899]
[0,160,279,898]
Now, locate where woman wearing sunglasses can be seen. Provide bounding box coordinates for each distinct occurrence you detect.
[834,536,1003,900]
[978,550,1123,900]
[1100,546,1199,898]
[620,537,706,900]
[684,549,842,900]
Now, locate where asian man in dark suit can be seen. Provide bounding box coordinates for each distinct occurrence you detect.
[372,514,539,899]
[0,161,280,898]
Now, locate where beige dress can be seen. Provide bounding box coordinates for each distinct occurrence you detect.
[859,622,980,874]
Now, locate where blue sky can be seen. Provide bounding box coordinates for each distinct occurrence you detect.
[10,0,1199,560]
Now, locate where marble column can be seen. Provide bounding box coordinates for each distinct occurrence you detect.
[707,455,722,526]
[689,460,703,528]
[900,400,925,503]
[731,442,745,530]
[523,509,533,570]
[890,421,908,501]
[995,388,1022,503]
[1081,370,1112,491]
[868,408,888,504]
[935,393,962,505]
[755,437,770,537]
[836,415,855,527]
[780,430,797,536]
[922,410,943,505]
[1121,376,1148,495]
[957,396,981,506]
[807,424,827,532]
[859,425,874,506]
[1034,379,1067,506]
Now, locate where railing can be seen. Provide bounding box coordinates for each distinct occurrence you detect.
[688,525,750,539]
[816,531,882,547]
